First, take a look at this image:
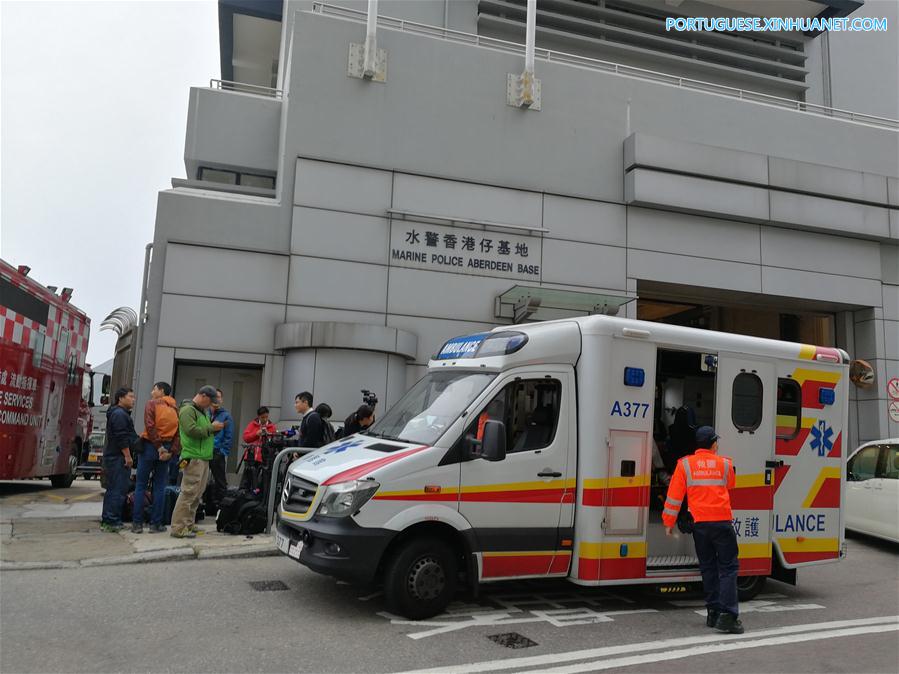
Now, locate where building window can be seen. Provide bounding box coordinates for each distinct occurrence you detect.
[240,173,276,189]
[732,372,763,432]
[198,167,238,185]
[776,378,801,440]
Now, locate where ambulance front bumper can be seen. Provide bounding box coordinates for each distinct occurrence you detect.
[276,515,396,584]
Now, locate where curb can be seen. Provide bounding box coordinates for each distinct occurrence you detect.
[1,542,278,571]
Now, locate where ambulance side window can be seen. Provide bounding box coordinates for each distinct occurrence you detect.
[463,379,562,456]
[776,378,801,440]
[731,372,763,432]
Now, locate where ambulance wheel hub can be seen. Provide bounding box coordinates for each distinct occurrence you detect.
[407,556,445,600]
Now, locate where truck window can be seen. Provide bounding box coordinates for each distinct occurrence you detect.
[776,378,801,440]
[469,379,561,454]
[732,372,763,432]
[30,331,44,368]
[848,446,879,481]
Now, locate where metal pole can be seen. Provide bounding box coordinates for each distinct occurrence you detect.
[525,0,536,75]
[266,447,313,534]
[363,0,379,79]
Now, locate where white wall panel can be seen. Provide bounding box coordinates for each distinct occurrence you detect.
[628,208,760,264]
[762,267,882,307]
[386,266,512,323]
[294,159,391,215]
[387,314,497,365]
[291,206,389,264]
[761,228,882,279]
[288,256,388,313]
[628,250,762,293]
[392,173,542,228]
[158,294,283,352]
[163,243,289,303]
[541,239,626,290]
[543,195,626,246]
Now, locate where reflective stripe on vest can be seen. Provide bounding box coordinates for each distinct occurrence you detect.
[683,455,729,487]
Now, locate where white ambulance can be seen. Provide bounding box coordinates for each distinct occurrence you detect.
[276,316,848,619]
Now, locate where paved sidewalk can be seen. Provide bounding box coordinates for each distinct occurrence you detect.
[0,480,278,570]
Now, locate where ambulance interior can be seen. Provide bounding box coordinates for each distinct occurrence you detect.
[646,349,717,570]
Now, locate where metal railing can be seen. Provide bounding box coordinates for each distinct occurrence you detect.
[309,2,898,130]
[209,79,283,99]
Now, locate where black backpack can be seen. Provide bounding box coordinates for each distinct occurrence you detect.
[216,489,266,535]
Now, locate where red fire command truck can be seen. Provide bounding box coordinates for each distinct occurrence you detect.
[0,259,92,487]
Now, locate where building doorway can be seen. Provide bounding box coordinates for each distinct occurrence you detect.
[173,363,263,477]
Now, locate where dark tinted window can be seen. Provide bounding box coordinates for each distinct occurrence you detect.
[848,446,879,481]
[879,445,899,480]
[732,372,763,432]
[776,378,802,440]
[0,276,49,326]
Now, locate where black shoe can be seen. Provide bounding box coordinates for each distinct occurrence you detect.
[714,613,745,634]
[706,609,720,628]
[147,524,167,533]
[131,523,143,534]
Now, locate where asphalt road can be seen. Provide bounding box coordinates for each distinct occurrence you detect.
[1,532,897,674]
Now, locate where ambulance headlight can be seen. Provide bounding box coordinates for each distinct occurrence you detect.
[318,480,380,518]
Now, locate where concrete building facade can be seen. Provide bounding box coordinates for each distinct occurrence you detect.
[136,0,899,463]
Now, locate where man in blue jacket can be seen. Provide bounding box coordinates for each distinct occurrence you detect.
[209,388,234,511]
[101,387,137,532]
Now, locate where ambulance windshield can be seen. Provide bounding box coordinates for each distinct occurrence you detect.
[365,371,496,446]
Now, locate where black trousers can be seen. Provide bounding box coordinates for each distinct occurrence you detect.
[210,453,229,509]
[693,521,740,617]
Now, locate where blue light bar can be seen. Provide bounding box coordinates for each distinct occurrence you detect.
[623,367,645,387]
[819,388,836,405]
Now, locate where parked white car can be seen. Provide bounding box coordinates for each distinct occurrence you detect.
[845,439,899,544]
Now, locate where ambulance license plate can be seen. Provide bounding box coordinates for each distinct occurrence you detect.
[276,532,290,554]
[288,541,303,560]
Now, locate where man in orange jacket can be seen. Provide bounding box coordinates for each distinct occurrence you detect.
[662,426,743,634]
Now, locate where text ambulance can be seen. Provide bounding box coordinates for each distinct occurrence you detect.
[276,316,847,619]
[0,259,92,487]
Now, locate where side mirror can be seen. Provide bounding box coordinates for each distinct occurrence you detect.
[480,420,507,462]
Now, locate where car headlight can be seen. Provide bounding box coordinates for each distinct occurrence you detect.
[317,480,380,518]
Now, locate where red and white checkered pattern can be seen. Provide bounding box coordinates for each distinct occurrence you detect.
[0,260,91,368]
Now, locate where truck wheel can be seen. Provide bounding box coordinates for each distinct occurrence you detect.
[50,455,78,489]
[737,575,766,601]
[384,537,457,620]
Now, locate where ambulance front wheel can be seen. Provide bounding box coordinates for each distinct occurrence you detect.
[737,575,766,601]
[384,537,458,620]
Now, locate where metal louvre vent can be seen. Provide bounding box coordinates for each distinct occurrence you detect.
[477,0,808,98]
[282,476,319,514]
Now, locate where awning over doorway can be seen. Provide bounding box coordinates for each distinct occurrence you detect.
[497,286,635,323]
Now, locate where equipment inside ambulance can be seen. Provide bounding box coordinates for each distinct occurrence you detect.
[276,317,848,619]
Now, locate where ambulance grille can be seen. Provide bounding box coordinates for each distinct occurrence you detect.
[282,476,318,514]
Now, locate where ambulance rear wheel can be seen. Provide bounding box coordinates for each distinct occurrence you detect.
[737,575,766,601]
[384,537,458,620]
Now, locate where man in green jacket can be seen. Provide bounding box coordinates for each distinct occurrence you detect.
[171,386,225,538]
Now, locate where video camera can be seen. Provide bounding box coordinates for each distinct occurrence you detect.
[361,389,378,407]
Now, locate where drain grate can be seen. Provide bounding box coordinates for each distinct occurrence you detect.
[248,580,289,592]
[488,633,538,649]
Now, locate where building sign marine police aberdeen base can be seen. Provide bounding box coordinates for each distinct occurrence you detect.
[389,222,541,281]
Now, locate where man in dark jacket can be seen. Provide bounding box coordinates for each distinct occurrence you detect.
[101,387,137,532]
[300,403,334,448]
[209,388,234,511]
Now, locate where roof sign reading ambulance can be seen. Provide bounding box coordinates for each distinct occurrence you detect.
[434,331,528,360]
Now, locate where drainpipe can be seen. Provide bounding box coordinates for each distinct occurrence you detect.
[444,0,449,32]
[131,243,153,395]
[363,0,379,80]
[521,0,537,106]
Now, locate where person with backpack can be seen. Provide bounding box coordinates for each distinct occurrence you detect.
[208,388,234,511]
[170,386,224,538]
[337,404,374,439]
[300,403,335,448]
[132,382,181,533]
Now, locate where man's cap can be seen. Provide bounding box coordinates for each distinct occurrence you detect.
[197,385,219,402]
[695,425,719,448]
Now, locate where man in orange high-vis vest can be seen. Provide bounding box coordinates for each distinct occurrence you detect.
[663,426,744,634]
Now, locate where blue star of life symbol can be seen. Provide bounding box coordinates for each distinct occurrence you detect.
[809,420,833,457]
[323,439,364,455]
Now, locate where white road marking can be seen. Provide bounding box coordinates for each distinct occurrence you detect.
[393,615,899,674]
[533,623,899,674]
